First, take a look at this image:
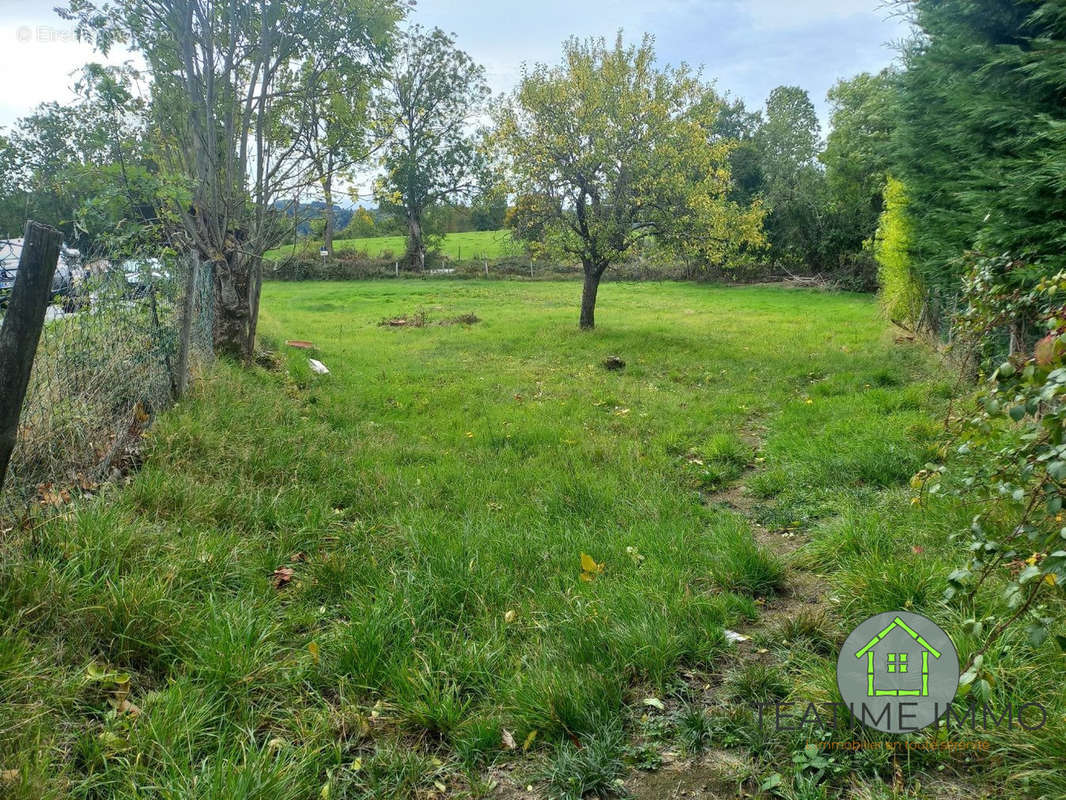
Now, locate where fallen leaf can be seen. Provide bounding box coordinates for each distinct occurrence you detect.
[504,609,516,623]
[502,729,516,750]
[37,483,71,507]
[724,629,750,644]
[76,473,99,492]
[113,698,141,717]
[133,402,149,424]
[308,641,320,664]
[273,567,295,588]
[522,729,538,751]
[580,552,605,582]
[1,769,19,782]
[642,697,665,710]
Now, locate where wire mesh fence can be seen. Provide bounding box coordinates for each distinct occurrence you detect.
[0,248,214,517]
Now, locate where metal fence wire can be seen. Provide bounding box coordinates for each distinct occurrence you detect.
[0,251,214,516]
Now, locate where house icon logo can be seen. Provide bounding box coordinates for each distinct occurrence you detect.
[837,611,959,733]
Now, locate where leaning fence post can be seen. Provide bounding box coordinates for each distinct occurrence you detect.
[0,221,63,494]
[175,254,201,398]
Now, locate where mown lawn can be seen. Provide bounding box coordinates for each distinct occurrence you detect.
[1,280,1062,799]
[265,229,521,263]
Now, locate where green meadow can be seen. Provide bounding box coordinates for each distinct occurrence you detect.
[265,229,520,264]
[1,280,1061,799]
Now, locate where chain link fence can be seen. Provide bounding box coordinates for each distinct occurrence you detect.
[0,248,214,517]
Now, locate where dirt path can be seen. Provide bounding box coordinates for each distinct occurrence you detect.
[625,445,834,799]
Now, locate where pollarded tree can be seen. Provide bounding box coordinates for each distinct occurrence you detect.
[495,34,765,329]
[375,26,490,271]
[60,0,404,359]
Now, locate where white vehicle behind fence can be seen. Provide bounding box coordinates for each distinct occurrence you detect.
[116,257,168,298]
[0,238,84,308]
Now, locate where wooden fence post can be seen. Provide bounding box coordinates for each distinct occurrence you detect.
[0,221,63,493]
[175,254,201,399]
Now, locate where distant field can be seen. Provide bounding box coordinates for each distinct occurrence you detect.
[265,229,522,263]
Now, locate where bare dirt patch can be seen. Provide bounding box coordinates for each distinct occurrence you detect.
[626,750,752,799]
[378,310,481,327]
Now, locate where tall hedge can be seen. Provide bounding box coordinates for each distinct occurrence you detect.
[894,0,1066,324]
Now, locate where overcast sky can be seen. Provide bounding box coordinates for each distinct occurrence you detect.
[0,0,909,132]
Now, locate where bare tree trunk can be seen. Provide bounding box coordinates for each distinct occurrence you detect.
[212,252,252,360]
[580,264,604,330]
[323,172,335,256]
[245,255,263,362]
[407,212,425,272]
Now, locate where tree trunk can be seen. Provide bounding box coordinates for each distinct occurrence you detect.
[407,212,425,272]
[580,265,604,330]
[212,251,253,360]
[323,174,335,256]
[245,255,263,362]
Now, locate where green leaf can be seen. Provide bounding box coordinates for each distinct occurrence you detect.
[759,773,782,792]
[1018,565,1042,585]
[1027,624,1048,648]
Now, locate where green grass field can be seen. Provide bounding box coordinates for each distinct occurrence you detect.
[1,280,1061,798]
[266,229,521,263]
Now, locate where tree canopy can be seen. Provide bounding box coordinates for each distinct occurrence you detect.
[495,34,764,328]
[375,26,490,271]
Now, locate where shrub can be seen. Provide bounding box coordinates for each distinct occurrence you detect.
[875,177,924,329]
